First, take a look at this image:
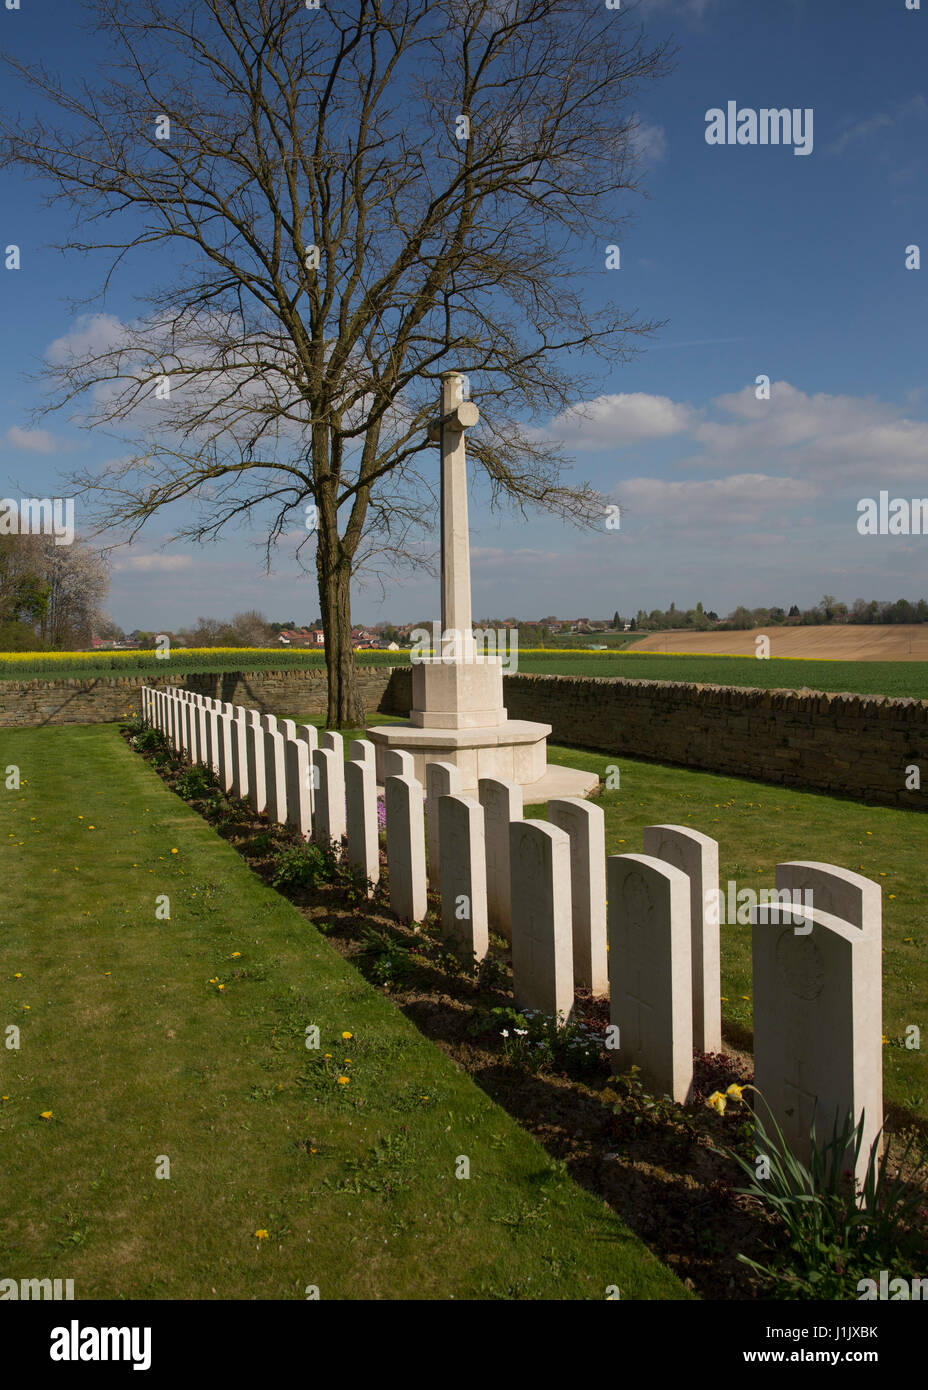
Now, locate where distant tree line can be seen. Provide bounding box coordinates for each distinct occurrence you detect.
[633,596,928,631]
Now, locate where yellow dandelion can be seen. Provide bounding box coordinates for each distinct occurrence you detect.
[208,977,218,984]
[341,1031,353,1039]
[231,951,242,958]
[40,1110,53,1120]
[254,1229,269,1240]
[217,984,225,992]
[337,1076,350,1085]
[324,1053,332,1059]
[14,973,22,979]
[171,848,178,854]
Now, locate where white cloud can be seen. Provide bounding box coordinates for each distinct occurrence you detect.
[548,392,697,448]
[3,426,58,454]
[684,382,928,481]
[113,553,195,573]
[616,472,820,530]
[826,112,893,158]
[630,122,667,164]
[46,313,130,365]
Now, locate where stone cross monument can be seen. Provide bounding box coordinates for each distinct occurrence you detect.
[366,371,597,800]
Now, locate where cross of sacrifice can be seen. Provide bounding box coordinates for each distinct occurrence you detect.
[427,371,480,661]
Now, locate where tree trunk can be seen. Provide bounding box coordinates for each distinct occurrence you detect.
[316,508,364,729]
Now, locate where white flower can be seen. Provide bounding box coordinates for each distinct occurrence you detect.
[514,1029,528,1037]
[500,1029,509,1038]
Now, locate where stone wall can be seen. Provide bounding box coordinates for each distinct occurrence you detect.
[3,664,926,811]
[501,673,928,811]
[0,666,398,729]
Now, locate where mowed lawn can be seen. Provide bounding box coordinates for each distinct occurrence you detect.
[529,746,928,1124]
[0,725,685,1301]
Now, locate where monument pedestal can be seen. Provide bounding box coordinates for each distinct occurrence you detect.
[368,716,550,790]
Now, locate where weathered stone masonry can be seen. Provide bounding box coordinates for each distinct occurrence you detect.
[2,665,925,810]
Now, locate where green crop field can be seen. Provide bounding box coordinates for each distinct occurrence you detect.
[515,652,928,700]
[4,645,928,700]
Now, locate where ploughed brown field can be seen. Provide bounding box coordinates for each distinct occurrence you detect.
[633,624,928,661]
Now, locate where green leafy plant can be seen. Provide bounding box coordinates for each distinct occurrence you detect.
[175,763,218,799]
[469,1004,603,1078]
[270,841,339,890]
[359,926,416,987]
[130,724,167,753]
[711,1087,928,1298]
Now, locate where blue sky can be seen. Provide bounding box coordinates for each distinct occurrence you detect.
[1,0,926,630]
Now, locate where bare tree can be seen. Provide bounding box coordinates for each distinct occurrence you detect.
[0,533,109,648]
[2,0,670,723]
[41,539,110,647]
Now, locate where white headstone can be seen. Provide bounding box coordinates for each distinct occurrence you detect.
[384,748,414,779]
[297,725,318,812]
[509,819,574,1022]
[232,710,249,799]
[311,747,346,850]
[752,861,883,1185]
[246,720,267,814]
[425,761,463,889]
[478,778,522,941]
[642,823,722,1054]
[261,713,278,734]
[607,852,694,1103]
[280,718,297,742]
[349,738,375,768]
[439,794,488,963]
[284,736,312,840]
[217,712,235,794]
[346,757,379,891]
[385,773,427,923]
[548,797,608,996]
[263,729,288,825]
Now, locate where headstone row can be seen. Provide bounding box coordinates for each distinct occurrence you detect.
[141,688,884,1180]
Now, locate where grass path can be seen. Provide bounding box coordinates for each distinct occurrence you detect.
[0,725,685,1300]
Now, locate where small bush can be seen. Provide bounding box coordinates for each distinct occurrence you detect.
[271,842,338,890]
[175,764,219,799]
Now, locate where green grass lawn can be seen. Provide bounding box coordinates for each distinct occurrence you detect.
[0,725,685,1301]
[528,745,928,1126]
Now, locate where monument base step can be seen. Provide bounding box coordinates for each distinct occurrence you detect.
[367,718,598,800]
